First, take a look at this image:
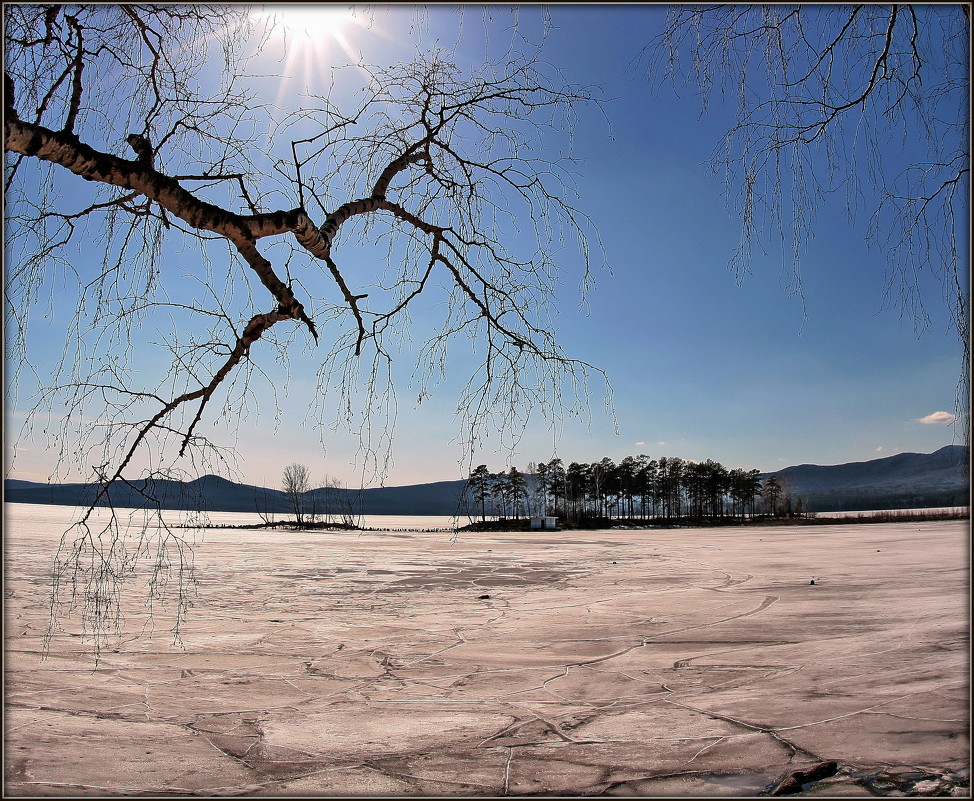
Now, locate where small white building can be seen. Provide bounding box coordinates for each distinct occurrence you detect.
[529,516,558,530]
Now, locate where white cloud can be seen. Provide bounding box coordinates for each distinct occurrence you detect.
[634,441,645,447]
[655,441,667,447]
[875,446,883,452]
[917,411,956,425]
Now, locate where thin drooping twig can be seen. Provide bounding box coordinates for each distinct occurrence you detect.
[4,7,612,652]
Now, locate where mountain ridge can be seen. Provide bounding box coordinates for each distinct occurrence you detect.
[763,445,968,510]
[4,445,968,514]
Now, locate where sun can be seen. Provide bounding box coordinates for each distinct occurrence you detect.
[252,5,370,88]
[260,5,359,43]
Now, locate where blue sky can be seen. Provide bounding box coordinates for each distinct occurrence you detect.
[4,4,967,489]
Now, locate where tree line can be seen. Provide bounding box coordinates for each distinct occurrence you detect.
[464,456,802,526]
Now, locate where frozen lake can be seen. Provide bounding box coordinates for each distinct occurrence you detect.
[1,502,467,532]
[4,502,969,796]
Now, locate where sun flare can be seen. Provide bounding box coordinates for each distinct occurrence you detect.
[252,5,370,87]
[260,6,358,41]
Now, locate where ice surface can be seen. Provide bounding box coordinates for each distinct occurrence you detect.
[3,503,969,796]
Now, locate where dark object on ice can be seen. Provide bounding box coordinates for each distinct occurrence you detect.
[478,594,491,600]
[772,761,839,795]
[857,767,960,796]
[772,775,802,796]
[810,579,816,585]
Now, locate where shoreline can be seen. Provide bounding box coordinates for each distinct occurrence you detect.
[156,506,969,533]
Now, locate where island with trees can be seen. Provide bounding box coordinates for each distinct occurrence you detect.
[463,455,798,530]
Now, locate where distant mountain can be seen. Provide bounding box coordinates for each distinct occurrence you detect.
[336,481,468,515]
[766,444,969,512]
[4,446,968,514]
[2,472,469,516]
[1,473,282,513]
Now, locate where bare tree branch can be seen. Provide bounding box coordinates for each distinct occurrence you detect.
[652,4,969,439]
[4,6,611,655]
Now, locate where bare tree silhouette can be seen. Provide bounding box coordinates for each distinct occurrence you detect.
[281,463,311,527]
[4,6,609,655]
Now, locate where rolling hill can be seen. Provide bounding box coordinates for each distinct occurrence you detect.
[4,445,968,514]
[765,444,969,511]
[2,473,469,516]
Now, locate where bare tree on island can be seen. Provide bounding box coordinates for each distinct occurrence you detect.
[4,6,608,656]
[281,463,311,527]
